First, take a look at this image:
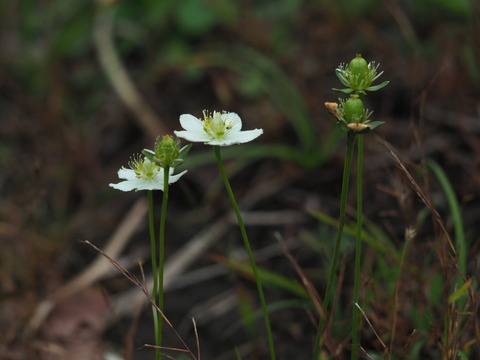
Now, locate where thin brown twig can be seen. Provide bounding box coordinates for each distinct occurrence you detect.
[192,317,201,360]
[376,136,456,255]
[143,344,190,352]
[84,240,198,360]
[354,302,388,357]
[274,232,325,320]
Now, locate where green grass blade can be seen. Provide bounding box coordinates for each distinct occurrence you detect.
[427,160,466,275]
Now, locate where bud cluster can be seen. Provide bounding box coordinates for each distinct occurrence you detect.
[143,135,191,168]
[326,54,389,134]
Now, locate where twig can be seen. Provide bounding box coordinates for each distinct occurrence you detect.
[377,136,456,255]
[113,215,231,317]
[93,0,165,137]
[274,232,325,320]
[353,302,388,356]
[84,241,198,360]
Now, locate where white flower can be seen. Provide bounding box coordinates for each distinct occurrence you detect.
[109,157,187,192]
[174,111,263,146]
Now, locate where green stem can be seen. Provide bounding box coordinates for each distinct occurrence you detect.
[156,166,170,360]
[148,190,161,360]
[214,146,276,360]
[351,134,364,360]
[315,132,355,356]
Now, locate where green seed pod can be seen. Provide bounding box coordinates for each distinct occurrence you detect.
[348,54,369,80]
[343,96,365,123]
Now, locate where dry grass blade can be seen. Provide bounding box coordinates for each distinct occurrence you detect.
[113,216,231,317]
[192,317,201,360]
[377,136,456,256]
[84,241,198,360]
[143,344,190,352]
[274,232,325,320]
[354,302,388,357]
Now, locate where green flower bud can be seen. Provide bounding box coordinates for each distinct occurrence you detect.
[334,54,389,94]
[348,54,369,82]
[154,135,180,167]
[343,96,365,123]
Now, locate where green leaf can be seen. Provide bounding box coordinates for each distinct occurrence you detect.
[366,81,390,92]
[332,87,354,94]
[178,143,192,158]
[448,279,472,303]
[142,148,155,161]
[366,121,385,131]
[227,259,309,299]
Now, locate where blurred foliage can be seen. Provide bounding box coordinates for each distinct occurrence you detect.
[2,0,478,100]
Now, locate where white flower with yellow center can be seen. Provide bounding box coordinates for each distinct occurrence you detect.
[174,110,263,146]
[109,156,187,192]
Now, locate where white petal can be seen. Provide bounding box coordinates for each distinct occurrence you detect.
[213,128,263,146]
[168,170,188,184]
[206,138,236,146]
[179,114,204,133]
[110,180,139,192]
[222,112,242,131]
[174,130,212,143]
[117,168,136,180]
[135,178,164,191]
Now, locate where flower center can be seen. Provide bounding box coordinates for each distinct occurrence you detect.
[202,111,233,139]
[129,156,159,179]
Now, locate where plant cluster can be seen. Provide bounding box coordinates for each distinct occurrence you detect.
[317,54,389,360]
[325,54,389,134]
[106,54,477,360]
[110,111,271,360]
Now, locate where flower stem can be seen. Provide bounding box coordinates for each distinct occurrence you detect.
[214,146,276,360]
[315,132,355,355]
[156,166,170,360]
[351,134,364,360]
[148,190,161,360]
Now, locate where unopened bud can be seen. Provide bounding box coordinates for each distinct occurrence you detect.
[343,96,366,123]
[325,102,338,112]
[348,54,369,81]
[154,135,180,167]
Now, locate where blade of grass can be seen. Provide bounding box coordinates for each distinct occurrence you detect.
[306,210,399,258]
[210,254,309,299]
[426,160,466,276]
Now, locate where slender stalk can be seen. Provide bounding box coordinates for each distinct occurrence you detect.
[214,146,276,360]
[148,190,161,360]
[314,132,355,356]
[156,166,170,360]
[351,134,364,360]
